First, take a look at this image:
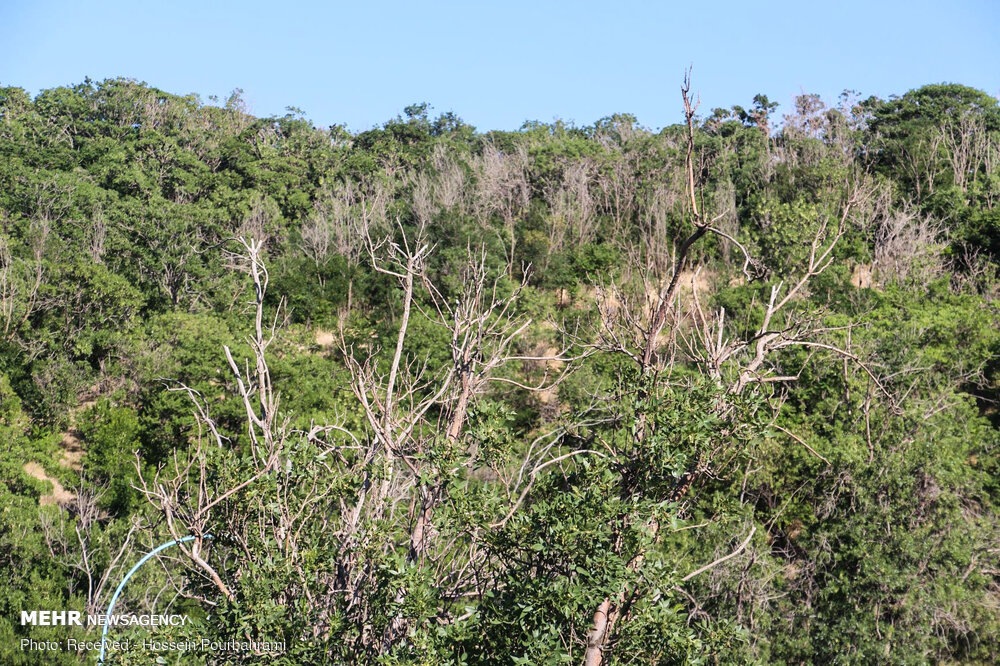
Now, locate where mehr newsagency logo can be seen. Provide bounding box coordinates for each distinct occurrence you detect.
[21,610,191,627]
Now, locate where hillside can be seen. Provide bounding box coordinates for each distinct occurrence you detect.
[1,78,1000,664]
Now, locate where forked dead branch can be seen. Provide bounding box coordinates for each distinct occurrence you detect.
[581,72,894,665]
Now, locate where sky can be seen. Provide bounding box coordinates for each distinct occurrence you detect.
[1,0,999,132]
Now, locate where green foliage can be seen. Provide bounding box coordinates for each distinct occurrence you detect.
[1,78,999,665]
[78,400,143,513]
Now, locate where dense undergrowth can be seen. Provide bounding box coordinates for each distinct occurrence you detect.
[1,78,999,664]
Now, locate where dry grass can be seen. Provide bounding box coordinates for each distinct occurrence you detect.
[23,462,73,506]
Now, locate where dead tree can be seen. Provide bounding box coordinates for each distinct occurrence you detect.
[336,202,569,650]
[581,73,881,666]
[40,487,142,621]
[544,158,599,263]
[941,110,989,193]
[300,178,388,313]
[472,142,531,273]
[135,236,288,604]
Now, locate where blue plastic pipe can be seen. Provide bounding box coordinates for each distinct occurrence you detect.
[97,534,212,664]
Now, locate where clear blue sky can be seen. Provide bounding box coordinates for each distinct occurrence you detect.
[2,0,998,132]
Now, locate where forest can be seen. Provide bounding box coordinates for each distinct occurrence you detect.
[1,75,999,665]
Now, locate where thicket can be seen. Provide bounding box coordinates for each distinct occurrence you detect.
[1,77,999,664]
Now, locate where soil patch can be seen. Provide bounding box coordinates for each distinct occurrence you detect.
[23,462,74,506]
